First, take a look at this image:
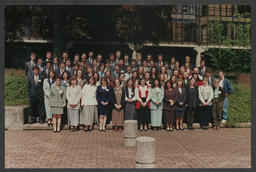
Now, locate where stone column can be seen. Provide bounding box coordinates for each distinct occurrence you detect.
[5,105,28,130]
[124,120,138,147]
[194,46,208,67]
[135,136,155,168]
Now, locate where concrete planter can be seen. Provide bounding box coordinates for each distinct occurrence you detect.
[5,105,28,130]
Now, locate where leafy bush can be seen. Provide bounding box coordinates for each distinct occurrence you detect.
[227,82,251,127]
[5,70,29,106]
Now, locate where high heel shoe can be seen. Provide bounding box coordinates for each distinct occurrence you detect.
[48,122,51,127]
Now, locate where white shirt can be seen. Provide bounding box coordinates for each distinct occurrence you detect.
[135,85,151,103]
[34,75,39,83]
[81,84,98,106]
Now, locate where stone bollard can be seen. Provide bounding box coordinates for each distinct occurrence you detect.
[135,136,155,168]
[124,120,138,147]
[5,105,27,130]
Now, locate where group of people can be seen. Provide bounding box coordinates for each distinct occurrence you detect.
[25,50,233,133]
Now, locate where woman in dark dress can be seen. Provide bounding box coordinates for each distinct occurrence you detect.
[163,80,178,131]
[187,78,198,130]
[124,79,136,120]
[96,77,112,132]
[174,79,187,130]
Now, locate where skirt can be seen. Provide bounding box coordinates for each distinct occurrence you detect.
[137,98,150,125]
[51,106,63,115]
[124,102,136,120]
[67,108,80,126]
[175,110,185,118]
[163,109,175,124]
[150,109,162,127]
[112,109,124,126]
[80,105,98,126]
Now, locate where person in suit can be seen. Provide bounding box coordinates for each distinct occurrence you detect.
[27,66,45,124]
[25,52,37,77]
[146,54,152,64]
[112,64,121,79]
[124,65,133,82]
[184,56,194,70]
[142,60,150,73]
[44,51,52,66]
[84,66,93,81]
[219,71,233,123]
[198,78,213,129]
[96,54,103,67]
[135,78,151,131]
[150,79,164,130]
[98,63,105,81]
[36,57,44,75]
[92,59,99,72]
[96,77,112,132]
[136,53,142,67]
[124,54,130,67]
[109,53,116,69]
[43,70,55,127]
[66,77,82,132]
[164,62,172,77]
[60,71,70,126]
[65,58,72,74]
[52,57,59,73]
[81,52,87,62]
[155,54,164,71]
[49,77,66,133]
[111,78,126,132]
[61,51,69,63]
[41,61,52,79]
[124,79,136,120]
[71,64,79,77]
[206,69,215,88]
[118,59,126,73]
[185,62,194,76]
[76,69,86,89]
[115,50,122,63]
[131,59,138,72]
[87,51,94,65]
[73,53,80,66]
[186,78,199,130]
[212,78,225,130]
[81,76,98,132]
[170,57,176,71]
[198,59,210,77]
[174,79,187,130]
[163,80,178,131]
[56,62,66,78]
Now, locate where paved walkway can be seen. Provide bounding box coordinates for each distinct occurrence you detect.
[5,128,250,168]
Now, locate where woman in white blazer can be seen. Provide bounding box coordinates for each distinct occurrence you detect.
[81,76,98,132]
[66,77,82,132]
[43,70,55,127]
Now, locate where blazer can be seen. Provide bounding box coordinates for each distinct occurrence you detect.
[49,84,66,107]
[150,87,164,110]
[43,78,55,98]
[66,85,82,109]
[111,87,126,109]
[96,85,112,104]
[81,84,98,106]
[223,78,233,95]
[124,86,136,102]
[25,60,36,77]
[174,88,187,111]
[27,74,44,100]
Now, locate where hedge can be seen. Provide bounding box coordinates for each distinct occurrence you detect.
[5,70,29,106]
[5,71,251,127]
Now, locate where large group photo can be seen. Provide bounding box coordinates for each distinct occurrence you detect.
[4,4,251,168]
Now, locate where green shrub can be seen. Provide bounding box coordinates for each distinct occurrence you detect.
[5,70,29,106]
[226,82,251,127]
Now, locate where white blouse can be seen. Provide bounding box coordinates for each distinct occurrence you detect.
[135,85,151,103]
[81,84,98,106]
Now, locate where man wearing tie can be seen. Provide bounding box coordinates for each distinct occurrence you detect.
[44,51,52,66]
[87,51,94,65]
[109,53,116,69]
[199,59,209,77]
[36,57,44,75]
[27,66,45,124]
[25,52,36,77]
[206,69,215,88]
[156,54,164,71]
[170,57,176,71]
[52,57,59,73]
[115,50,122,63]
[61,51,69,63]
[56,62,66,78]
[41,61,52,79]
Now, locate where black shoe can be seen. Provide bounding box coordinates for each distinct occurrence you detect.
[57,130,61,133]
[84,129,88,132]
[103,129,106,132]
[53,130,57,133]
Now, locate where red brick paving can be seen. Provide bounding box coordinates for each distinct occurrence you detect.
[5,128,251,168]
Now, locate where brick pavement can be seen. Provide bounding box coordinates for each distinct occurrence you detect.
[5,128,251,168]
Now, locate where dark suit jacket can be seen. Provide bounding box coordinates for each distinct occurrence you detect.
[208,76,215,88]
[198,66,210,77]
[27,74,44,100]
[174,88,187,111]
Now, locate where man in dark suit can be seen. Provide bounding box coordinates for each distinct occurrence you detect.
[27,66,45,124]
[135,52,142,67]
[155,54,164,71]
[61,51,69,63]
[206,69,215,88]
[87,51,94,66]
[41,61,52,79]
[185,56,194,70]
[55,62,66,78]
[198,59,210,77]
[124,54,130,67]
[36,57,44,75]
[52,56,59,73]
[109,53,116,69]
[25,52,37,77]
[73,53,80,66]
[43,51,52,66]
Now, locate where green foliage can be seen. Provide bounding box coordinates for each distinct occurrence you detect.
[204,48,251,73]
[5,70,29,106]
[226,82,251,127]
